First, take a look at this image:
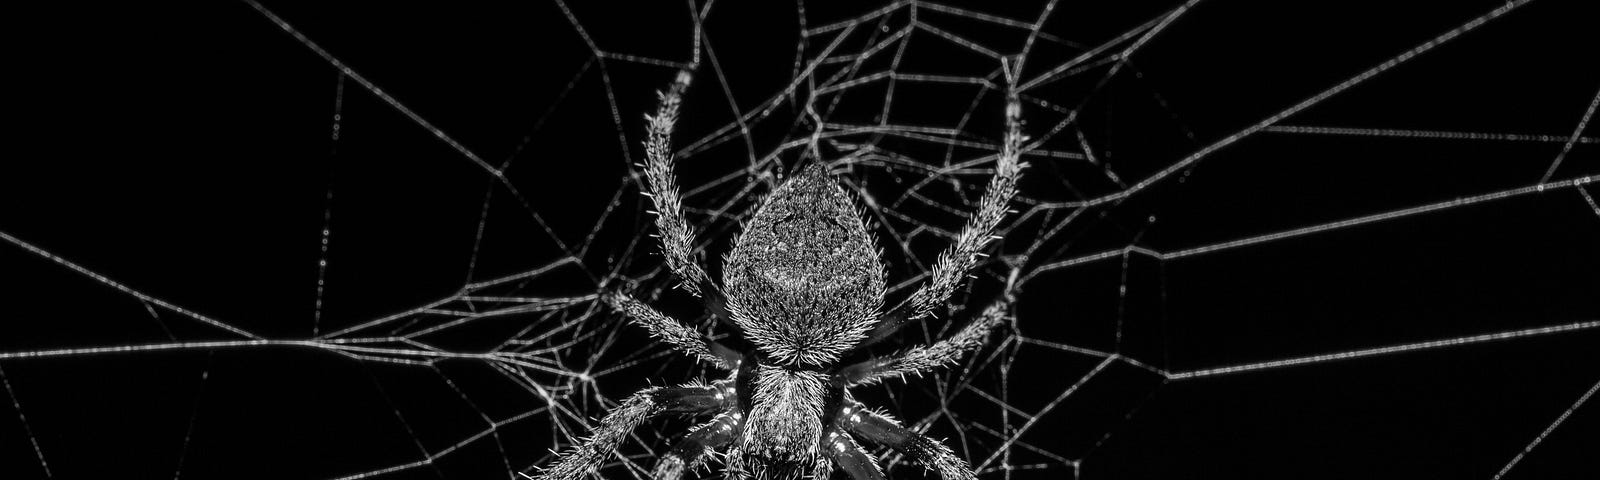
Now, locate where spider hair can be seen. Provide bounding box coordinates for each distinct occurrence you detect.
[535,63,1025,480]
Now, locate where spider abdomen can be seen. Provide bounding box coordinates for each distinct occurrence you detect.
[723,164,887,366]
[537,66,1024,480]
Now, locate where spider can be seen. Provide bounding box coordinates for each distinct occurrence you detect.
[536,64,1025,480]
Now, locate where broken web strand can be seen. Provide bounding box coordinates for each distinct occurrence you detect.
[0,0,1595,478]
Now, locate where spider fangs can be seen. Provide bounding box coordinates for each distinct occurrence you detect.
[537,65,1025,480]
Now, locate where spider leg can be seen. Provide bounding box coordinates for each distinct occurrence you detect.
[837,292,1012,387]
[838,404,976,480]
[640,67,726,306]
[653,411,743,480]
[606,291,741,369]
[859,81,1026,350]
[823,428,887,480]
[535,382,731,480]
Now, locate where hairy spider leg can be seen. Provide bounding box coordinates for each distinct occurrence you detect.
[559,61,1025,480]
[535,382,732,480]
[837,292,1013,387]
[838,405,976,480]
[856,89,1025,351]
[606,291,741,370]
[823,428,887,480]
[653,411,745,480]
[639,66,739,331]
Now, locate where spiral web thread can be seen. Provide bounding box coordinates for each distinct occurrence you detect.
[2,0,1596,479]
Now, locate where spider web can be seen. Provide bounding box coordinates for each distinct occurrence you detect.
[2,0,1596,479]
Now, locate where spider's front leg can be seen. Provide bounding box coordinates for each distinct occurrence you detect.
[824,428,887,480]
[653,410,743,480]
[535,382,731,480]
[860,86,1026,349]
[838,405,976,480]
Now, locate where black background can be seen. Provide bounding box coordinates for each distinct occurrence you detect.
[2,1,1596,479]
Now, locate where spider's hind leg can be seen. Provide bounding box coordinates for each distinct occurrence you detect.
[837,290,1013,387]
[635,67,745,334]
[606,291,741,370]
[638,67,723,301]
[858,83,1026,351]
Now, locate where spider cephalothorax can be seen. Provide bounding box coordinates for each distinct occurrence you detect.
[536,65,1024,480]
